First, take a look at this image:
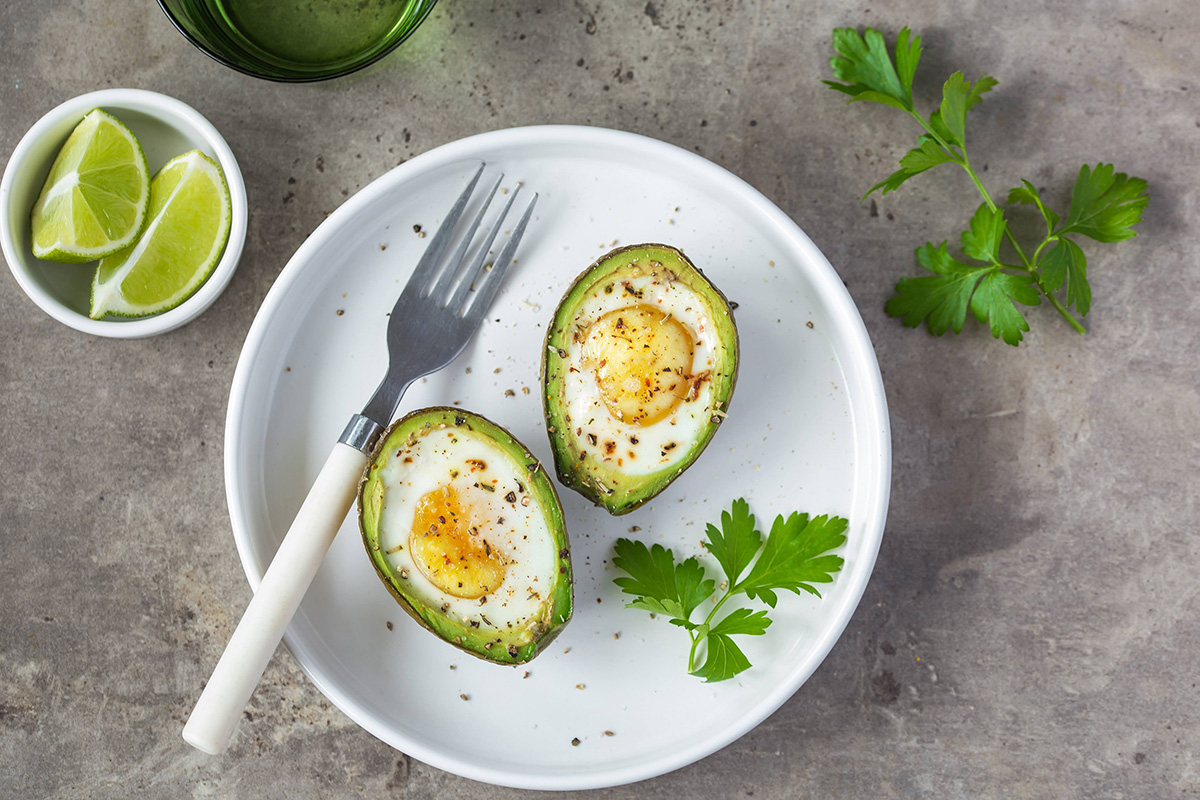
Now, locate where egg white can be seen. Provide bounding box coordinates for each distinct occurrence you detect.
[559,272,719,476]
[376,425,557,639]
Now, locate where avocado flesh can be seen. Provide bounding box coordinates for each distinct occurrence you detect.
[358,407,573,664]
[542,244,739,514]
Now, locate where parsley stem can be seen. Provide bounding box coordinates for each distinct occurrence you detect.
[908,109,1087,336]
[705,590,737,627]
[908,110,961,164]
[687,587,739,673]
[963,162,999,213]
[910,109,1035,270]
[958,153,1087,334]
[962,162,1086,334]
[959,156,1034,268]
[1031,236,1057,264]
[687,630,701,672]
[1041,288,1086,334]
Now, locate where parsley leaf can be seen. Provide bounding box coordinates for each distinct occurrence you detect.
[737,513,848,607]
[702,497,760,585]
[612,539,714,621]
[1039,237,1090,316]
[960,203,1006,264]
[709,607,773,636]
[886,225,1041,346]
[885,242,989,336]
[893,27,923,102]
[1057,163,1150,243]
[825,26,919,111]
[969,271,1040,346]
[933,72,999,149]
[936,72,971,147]
[828,26,1148,343]
[1007,167,1143,318]
[902,136,956,172]
[967,75,1000,109]
[690,634,752,683]
[1007,180,1060,234]
[613,500,847,682]
[865,136,955,198]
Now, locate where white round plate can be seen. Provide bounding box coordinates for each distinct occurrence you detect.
[225,125,890,790]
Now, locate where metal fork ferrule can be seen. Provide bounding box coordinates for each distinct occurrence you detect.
[338,413,384,453]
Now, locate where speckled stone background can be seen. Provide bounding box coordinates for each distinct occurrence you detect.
[2,1,1197,797]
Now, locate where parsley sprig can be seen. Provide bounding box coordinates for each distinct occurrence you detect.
[612,499,847,682]
[826,26,1149,345]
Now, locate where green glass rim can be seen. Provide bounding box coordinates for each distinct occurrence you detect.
[155,0,439,83]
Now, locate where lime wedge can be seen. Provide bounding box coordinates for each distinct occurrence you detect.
[31,109,151,263]
[89,150,231,320]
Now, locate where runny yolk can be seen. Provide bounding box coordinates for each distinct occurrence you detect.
[584,304,695,426]
[409,484,507,599]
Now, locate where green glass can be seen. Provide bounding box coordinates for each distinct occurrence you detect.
[157,0,438,82]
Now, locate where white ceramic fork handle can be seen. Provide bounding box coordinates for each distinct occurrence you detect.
[182,442,368,755]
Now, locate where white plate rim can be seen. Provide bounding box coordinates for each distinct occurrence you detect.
[223,124,891,790]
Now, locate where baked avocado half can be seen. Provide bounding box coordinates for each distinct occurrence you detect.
[542,244,739,515]
[359,407,572,664]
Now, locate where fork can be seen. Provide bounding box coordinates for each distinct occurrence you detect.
[183,163,536,755]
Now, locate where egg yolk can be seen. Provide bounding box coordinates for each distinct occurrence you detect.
[584,304,695,426]
[409,485,507,599]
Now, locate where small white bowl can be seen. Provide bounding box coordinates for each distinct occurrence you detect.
[0,88,247,338]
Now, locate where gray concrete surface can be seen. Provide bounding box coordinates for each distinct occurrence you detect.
[2,1,1197,797]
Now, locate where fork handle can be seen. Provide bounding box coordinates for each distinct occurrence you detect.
[182,441,368,754]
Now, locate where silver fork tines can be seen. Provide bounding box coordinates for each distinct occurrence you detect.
[406,163,486,296]
[447,182,520,313]
[464,191,537,322]
[352,163,538,438]
[427,172,504,303]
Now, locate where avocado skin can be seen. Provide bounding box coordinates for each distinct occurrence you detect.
[541,244,739,515]
[358,407,573,664]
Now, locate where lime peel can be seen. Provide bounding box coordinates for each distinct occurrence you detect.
[30,109,151,263]
[89,150,231,320]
